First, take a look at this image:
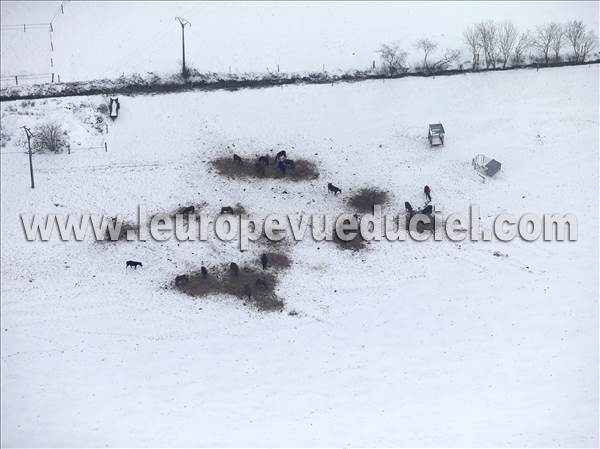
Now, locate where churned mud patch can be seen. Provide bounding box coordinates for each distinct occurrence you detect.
[173,252,293,312]
[332,228,368,251]
[348,187,390,213]
[210,156,319,181]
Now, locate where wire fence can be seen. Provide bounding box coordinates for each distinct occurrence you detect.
[1,1,68,86]
[0,1,68,32]
[0,143,107,156]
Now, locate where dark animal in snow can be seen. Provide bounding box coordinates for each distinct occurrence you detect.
[181,205,195,215]
[327,182,342,195]
[126,260,143,269]
[424,185,432,202]
[230,262,240,277]
[260,253,268,270]
[277,160,287,175]
[221,206,234,215]
[275,150,287,161]
[200,266,208,279]
[421,205,433,216]
[233,154,243,165]
[258,155,270,166]
[175,274,189,287]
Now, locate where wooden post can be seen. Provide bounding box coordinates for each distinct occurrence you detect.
[22,127,34,189]
[15,75,18,86]
[104,142,108,152]
[52,73,55,83]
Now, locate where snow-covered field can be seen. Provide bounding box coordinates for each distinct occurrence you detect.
[1,64,598,446]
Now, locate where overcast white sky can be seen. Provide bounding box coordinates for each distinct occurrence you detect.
[1,1,599,81]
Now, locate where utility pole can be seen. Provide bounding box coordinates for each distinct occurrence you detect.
[22,126,34,189]
[175,17,191,77]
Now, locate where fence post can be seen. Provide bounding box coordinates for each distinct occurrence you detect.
[15,75,18,86]
[104,142,108,152]
[52,73,55,83]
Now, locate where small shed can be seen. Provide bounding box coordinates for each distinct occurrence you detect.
[472,154,502,177]
[109,97,120,119]
[428,123,445,146]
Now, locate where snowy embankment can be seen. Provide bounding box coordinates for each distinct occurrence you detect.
[1,64,598,446]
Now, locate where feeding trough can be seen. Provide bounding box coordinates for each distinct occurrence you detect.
[428,123,445,146]
[109,97,120,119]
[472,154,502,177]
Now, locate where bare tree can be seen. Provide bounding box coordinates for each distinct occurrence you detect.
[565,20,586,61]
[550,23,564,61]
[497,21,518,69]
[565,21,598,62]
[477,21,499,69]
[533,23,557,65]
[579,30,598,62]
[376,43,409,76]
[512,31,531,65]
[431,48,461,73]
[415,38,438,73]
[463,25,483,71]
[31,123,69,153]
[415,39,460,74]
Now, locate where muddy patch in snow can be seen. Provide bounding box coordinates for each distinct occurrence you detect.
[210,156,319,181]
[332,228,368,251]
[173,251,293,312]
[348,187,391,213]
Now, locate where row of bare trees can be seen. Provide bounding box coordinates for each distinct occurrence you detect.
[377,19,598,76]
[465,20,598,69]
[377,39,461,76]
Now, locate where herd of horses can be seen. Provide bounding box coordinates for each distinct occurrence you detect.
[174,253,271,301]
[233,150,296,176]
[130,150,434,302]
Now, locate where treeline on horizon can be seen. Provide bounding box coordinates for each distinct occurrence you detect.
[375,19,599,76]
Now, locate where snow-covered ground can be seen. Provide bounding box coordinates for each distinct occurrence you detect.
[1,64,598,446]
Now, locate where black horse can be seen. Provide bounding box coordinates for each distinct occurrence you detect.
[126,260,143,269]
[277,160,287,175]
[328,182,341,195]
[260,253,268,270]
